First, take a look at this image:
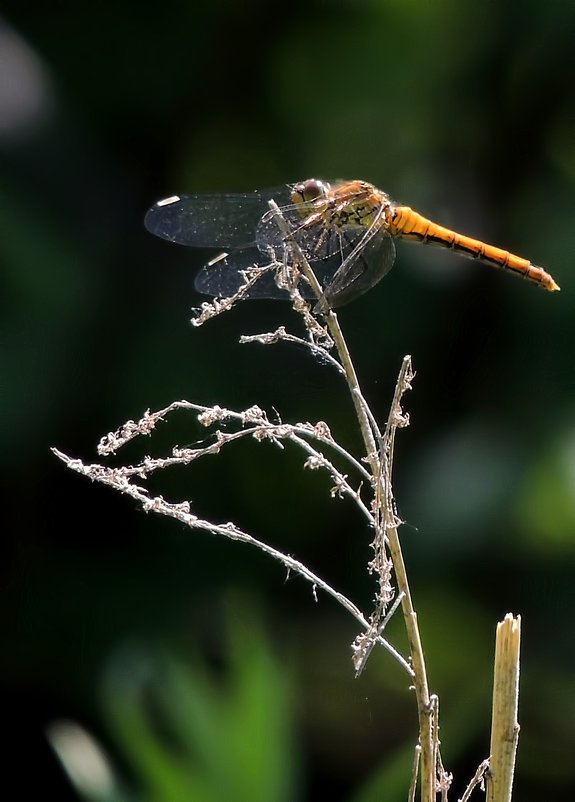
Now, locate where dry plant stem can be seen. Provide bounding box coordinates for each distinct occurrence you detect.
[458,760,489,802]
[486,614,521,802]
[97,402,374,523]
[430,695,452,800]
[356,353,435,799]
[350,360,414,675]
[267,201,435,802]
[331,331,435,802]
[58,203,434,796]
[51,446,412,675]
[240,328,344,375]
[409,746,422,802]
[98,401,368,474]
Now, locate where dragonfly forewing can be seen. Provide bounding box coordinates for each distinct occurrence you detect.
[144,185,294,249]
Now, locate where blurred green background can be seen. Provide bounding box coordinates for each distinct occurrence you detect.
[2,0,574,799]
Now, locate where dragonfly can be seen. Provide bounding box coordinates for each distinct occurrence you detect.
[145,178,560,309]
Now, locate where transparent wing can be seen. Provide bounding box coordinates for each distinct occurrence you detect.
[144,185,294,249]
[194,247,354,301]
[319,231,397,309]
[194,248,281,298]
[146,180,395,306]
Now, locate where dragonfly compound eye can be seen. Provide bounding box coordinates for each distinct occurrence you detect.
[292,179,331,205]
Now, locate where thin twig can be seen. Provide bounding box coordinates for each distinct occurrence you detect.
[408,745,421,802]
[458,760,490,802]
[429,695,452,801]
[51,447,413,676]
[190,263,278,326]
[240,327,342,374]
[267,199,437,802]
[352,591,404,676]
[352,356,414,676]
[96,401,374,522]
[99,401,370,480]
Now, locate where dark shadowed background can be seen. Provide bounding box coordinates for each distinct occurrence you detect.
[2,1,575,799]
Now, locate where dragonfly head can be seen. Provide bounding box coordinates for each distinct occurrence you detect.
[291,179,331,216]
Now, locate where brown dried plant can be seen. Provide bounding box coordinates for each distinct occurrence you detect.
[53,200,520,802]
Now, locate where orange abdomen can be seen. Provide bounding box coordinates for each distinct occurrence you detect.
[389,206,559,292]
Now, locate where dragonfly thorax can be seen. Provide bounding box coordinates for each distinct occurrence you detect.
[289,178,390,233]
[327,180,390,231]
